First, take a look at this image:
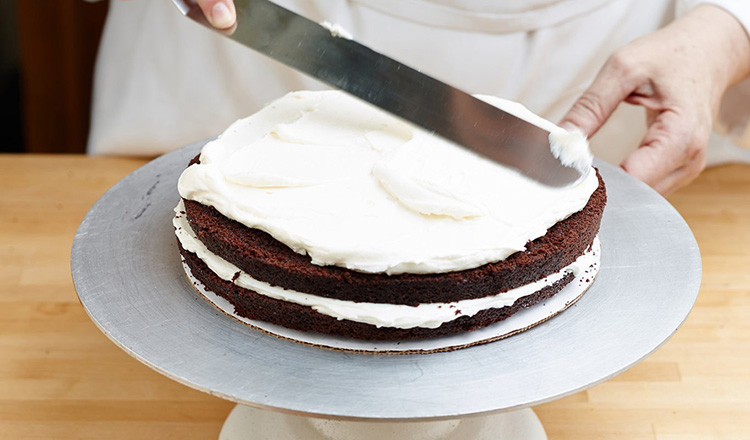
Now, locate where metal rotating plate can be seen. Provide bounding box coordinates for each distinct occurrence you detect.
[71,142,701,421]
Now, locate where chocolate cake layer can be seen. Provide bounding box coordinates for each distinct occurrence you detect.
[181,161,606,306]
[179,241,576,340]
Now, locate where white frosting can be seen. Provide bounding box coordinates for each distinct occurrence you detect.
[549,127,593,176]
[174,203,600,329]
[319,21,353,39]
[178,90,598,274]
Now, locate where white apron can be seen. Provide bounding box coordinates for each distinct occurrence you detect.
[88,0,750,166]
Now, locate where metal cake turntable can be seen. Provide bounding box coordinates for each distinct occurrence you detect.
[72,142,701,439]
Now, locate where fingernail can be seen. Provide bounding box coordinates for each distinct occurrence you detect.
[211,2,235,29]
[559,121,578,131]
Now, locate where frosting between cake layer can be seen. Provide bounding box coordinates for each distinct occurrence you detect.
[178,90,598,274]
[174,203,601,329]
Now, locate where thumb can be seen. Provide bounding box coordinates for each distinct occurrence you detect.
[196,0,236,29]
[560,52,644,137]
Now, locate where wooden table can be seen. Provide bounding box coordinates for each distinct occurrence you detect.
[1,154,748,439]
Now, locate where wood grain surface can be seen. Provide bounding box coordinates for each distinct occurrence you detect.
[1,154,748,439]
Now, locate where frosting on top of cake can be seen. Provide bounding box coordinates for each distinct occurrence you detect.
[178,90,598,274]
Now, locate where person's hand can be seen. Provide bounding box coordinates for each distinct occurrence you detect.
[561,5,750,195]
[196,0,236,29]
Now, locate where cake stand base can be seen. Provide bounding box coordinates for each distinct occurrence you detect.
[219,405,547,440]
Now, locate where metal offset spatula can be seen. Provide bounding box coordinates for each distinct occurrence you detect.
[172,0,585,186]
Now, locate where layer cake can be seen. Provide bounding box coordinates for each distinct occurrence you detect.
[174,90,606,341]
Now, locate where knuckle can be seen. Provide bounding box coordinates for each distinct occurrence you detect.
[685,125,711,159]
[689,143,707,170]
[646,135,672,155]
[684,155,706,182]
[679,138,707,182]
[684,142,701,159]
[574,93,608,124]
[607,49,637,77]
